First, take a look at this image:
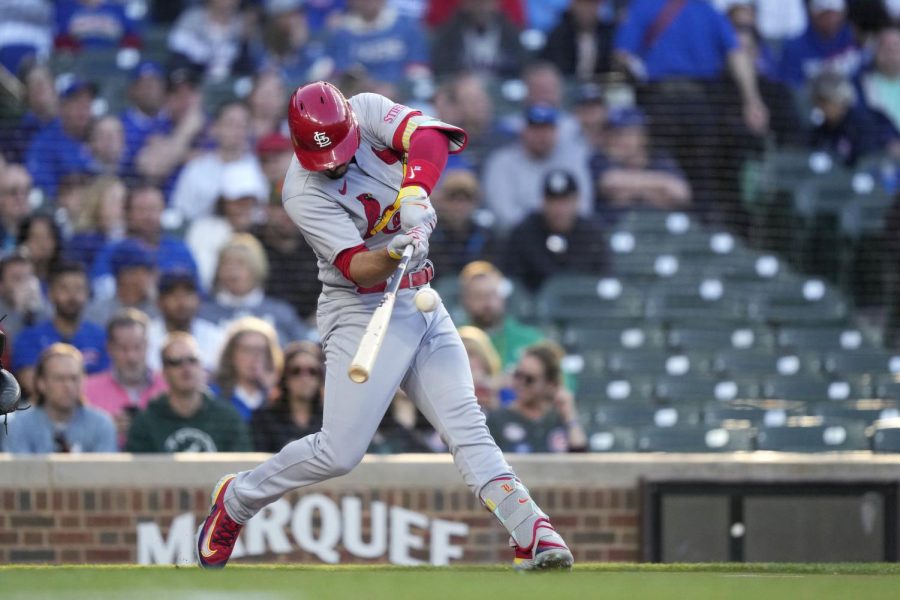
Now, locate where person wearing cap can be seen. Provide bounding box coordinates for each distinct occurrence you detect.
[83,308,168,449]
[483,103,594,232]
[168,0,256,81]
[256,0,327,85]
[540,0,615,79]
[428,164,500,279]
[256,132,293,204]
[84,238,160,325]
[591,106,692,216]
[120,61,169,164]
[778,0,861,87]
[505,168,608,292]
[572,82,607,153]
[25,77,96,198]
[147,270,224,373]
[185,160,269,290]
[171,101,261,222]
[86,114,135,182]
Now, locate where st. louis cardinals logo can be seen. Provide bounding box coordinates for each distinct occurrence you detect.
[313,131,331,148]
[356,193,401,239]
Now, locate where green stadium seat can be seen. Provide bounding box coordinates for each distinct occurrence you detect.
[586,427,638,452]
[776,326,873,352]
[755,421,869,452]
[823,350,900,377]
[746,277,849,325]
[614,210,696,236]
[762,375,835,401]
[703,399,804,427]
[644,289,745,323]
[876,376,900,399]
[576,374,655,405]
[871,418,900,452]
[654,375,759,403]
[813,400,900,426]
[604,349,698,376]
[667,326,774,352]
[560,323,665,352]
[712,349,808,377]
[593,403,699,428]
[636,425,754,453]
[535,275,643,324]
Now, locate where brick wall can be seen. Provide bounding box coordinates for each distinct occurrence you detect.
[0,484,640,564]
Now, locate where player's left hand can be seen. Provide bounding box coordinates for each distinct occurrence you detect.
[397,185,437,235]
[387,226,430,262]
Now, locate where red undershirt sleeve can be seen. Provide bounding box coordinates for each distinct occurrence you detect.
[333,243,368,283]
[400,128,449,195]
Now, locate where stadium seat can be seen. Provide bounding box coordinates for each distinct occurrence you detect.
[560,323,665,353]
[593,403,699,429]
[762,375,836,401]
[712,349,808,377]
[535,275,643,324]
[667,325,774,352]
[813,400,900,426]
[776,326,874,352]
[576,374,655,406]
[614,210,695,236]
[823,350,900,377]
[876,376,900,399]
[654,375,759,404]
[644,287,745,323]
[703,399,804,427]
[871,418,900,453]
[755,421,869,452]
[586,427,638,452]
[604,349,698,377]
[636,425,754,453]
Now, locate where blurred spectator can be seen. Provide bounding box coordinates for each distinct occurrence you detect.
[247,70,288,140]
[505,169,608,292]
[722,0,778,81]
[572,82,607,154]
[91,185,198,297]
[171,101,260,221]
[66,175,126,271]
[483,104,593,232]
[214,316,283,422]
[458,261,543,369]
[522,61,581,141]
[7,343,117,453]
[458,325,502,413]
[186,160,268,289]
[369,390,437,453]
[778,0,861,87]
[0,64,58,165]
[17,213,63,287]
[249,340,323,452]
[431,0,525,79]
[84,239,160,325]
[325,0,431,85]
[540,0,615,79]
[54,172,91,239]
[432,73,511,171]
[54,0,142,52]
[426,0,525,29]
[200,234,312,345]
[256,131,293,203]
[591,106,691,217]
[84,309,168,448]
[716,0,807,42]
[126,332,252,452]
[859,26,900,131]
[25,77,96,199]
[486,341,586,453]
[120,61,168,164]
[256,0,326,85]
[428,167,499,279]
[85,115,134,181]
[251,178,321,321]
[147,270,224,373]
[13,262,108,398]
[809,70,900,167]
[0,0,53,75]
[0,164,34,254]
[0,253,49,347]
[134,67,206,188]
[167,0,256,82]
[524,0,570,32]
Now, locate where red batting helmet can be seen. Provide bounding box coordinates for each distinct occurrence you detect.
[288,81,360,171]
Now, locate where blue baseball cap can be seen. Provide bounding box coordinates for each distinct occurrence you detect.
[158,269,199,294]
[58,76,98,100]
[131,60,164,81]
[607,106,647,130]
[524,104,559,126]
[110,240,155,276]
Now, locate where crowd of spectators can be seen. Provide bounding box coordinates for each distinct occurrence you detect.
[1,0,899,455]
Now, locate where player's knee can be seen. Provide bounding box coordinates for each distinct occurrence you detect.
[329,448,366,476]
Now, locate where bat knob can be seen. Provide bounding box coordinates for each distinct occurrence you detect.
[348,365,369,384]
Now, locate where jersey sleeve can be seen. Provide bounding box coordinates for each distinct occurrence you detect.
[349,93,467,154]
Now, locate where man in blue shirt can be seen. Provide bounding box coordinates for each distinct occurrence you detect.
[25,77,96,199]
[13,262,109,399]
[120,61,171,165]
[54,0,142,51]
[7,343,117,454]
[779,0,862,87]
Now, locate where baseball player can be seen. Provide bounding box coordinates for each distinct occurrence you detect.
[196,82,573,571]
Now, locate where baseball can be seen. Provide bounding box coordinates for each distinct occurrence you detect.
[414,288,441,312]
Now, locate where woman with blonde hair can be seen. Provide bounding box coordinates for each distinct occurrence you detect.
[250,340,324,452]
[214,316,283,422]
[199,233,312,345]
[458,325,502,413]
[66,175,126,270]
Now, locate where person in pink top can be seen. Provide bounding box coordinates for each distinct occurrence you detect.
[84,308,167,447]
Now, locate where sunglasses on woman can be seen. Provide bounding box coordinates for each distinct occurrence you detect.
[513,370,540,386]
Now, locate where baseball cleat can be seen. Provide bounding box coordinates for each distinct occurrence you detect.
[196,474,243,569]
[512,519,574,572]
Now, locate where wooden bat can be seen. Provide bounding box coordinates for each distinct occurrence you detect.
[348,244,414,383]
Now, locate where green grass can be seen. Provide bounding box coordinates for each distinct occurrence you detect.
[3,563,900,600]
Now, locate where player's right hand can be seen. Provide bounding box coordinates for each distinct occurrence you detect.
[387,226,429,261]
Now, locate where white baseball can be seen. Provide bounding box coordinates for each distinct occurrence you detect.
[414,288,441,313]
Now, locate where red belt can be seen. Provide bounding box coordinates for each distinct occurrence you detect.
[357,262,435,294]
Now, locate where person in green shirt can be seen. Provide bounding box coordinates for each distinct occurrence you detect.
[458,261,544,370]
[126,332,251,453]
[487,341,587,453]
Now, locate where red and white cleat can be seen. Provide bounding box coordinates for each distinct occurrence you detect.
[512,519,574,571]
[196,474,243,569]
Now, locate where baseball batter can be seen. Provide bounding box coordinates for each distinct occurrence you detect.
[196,82,573,571]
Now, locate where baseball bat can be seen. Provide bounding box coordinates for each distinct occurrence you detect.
[348,244,414,383]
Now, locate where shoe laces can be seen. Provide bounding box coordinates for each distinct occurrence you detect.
[211,514,241,548]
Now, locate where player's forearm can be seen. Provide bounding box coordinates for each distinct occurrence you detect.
[348,248,399,288]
